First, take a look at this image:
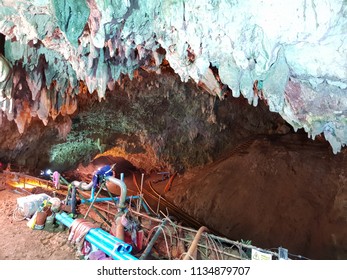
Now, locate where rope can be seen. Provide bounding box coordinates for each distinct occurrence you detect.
[207,234,223,260]
[179,252,195,260]
[12,206,27,221]
[159,210,180,248]
[160,226,171,260]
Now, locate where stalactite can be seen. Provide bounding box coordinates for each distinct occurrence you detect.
[0,0,345,152]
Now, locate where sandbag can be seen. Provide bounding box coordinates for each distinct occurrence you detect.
[16,193,52,218]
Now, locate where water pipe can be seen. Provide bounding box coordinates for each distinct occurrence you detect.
[71,165,115,193]
[56,212,73,227]
[88,228,132,253]
[183,226,209,260]
[85,232,136,260]
[85,234,129,260]
[105,175,127,209]
[58,212,130,251]
[105,173,126,240]
[90,233,126,254]
[59,212,130,252]
[81,195,140,204]
[94,228,132,253]
[55,212,137,260]
[139,219,168,260]
[71,180,93,191]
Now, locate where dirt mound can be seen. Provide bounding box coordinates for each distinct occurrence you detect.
[166,134,347,259]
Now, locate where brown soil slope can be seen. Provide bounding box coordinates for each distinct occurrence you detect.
[167,134,347,259]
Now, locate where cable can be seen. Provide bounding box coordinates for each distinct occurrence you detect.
[288,253,310,260]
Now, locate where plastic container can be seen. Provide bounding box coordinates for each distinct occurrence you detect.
[35,211,47,230]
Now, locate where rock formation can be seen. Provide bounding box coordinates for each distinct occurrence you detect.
[0,0,345,156]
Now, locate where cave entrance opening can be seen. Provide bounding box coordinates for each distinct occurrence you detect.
[91,155,138,179]
[71,155,141,197]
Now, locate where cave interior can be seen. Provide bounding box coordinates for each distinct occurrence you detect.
[0,0,346,260]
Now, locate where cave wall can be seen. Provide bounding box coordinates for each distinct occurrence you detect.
[0,1,345,261]
[0,66,287,173]
[48,68,287,173]
[0,0,346,154]
[0,113,70,173]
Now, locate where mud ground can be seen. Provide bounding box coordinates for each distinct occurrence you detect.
[0,187,76,260]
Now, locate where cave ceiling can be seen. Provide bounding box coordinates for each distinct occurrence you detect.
[0,0,346,158]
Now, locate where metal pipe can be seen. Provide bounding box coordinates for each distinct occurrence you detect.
[105,176,127,209]
[84,185,104,219]
[139,219,168,260]
[83,174,128,241]
[183,226,209,260]
[71,180,93,191]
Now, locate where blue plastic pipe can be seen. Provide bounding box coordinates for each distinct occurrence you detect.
[59,211,74,224]
[88,228,131,253]
[56,213,129,260]
[120,251,138,260]
[85,234,128,260]
[57,212,73,227]
[95,228,129,244]
[81,195,141,204]
[85,232,135,260]
[55,212,137,260]
[93,228,132,253]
